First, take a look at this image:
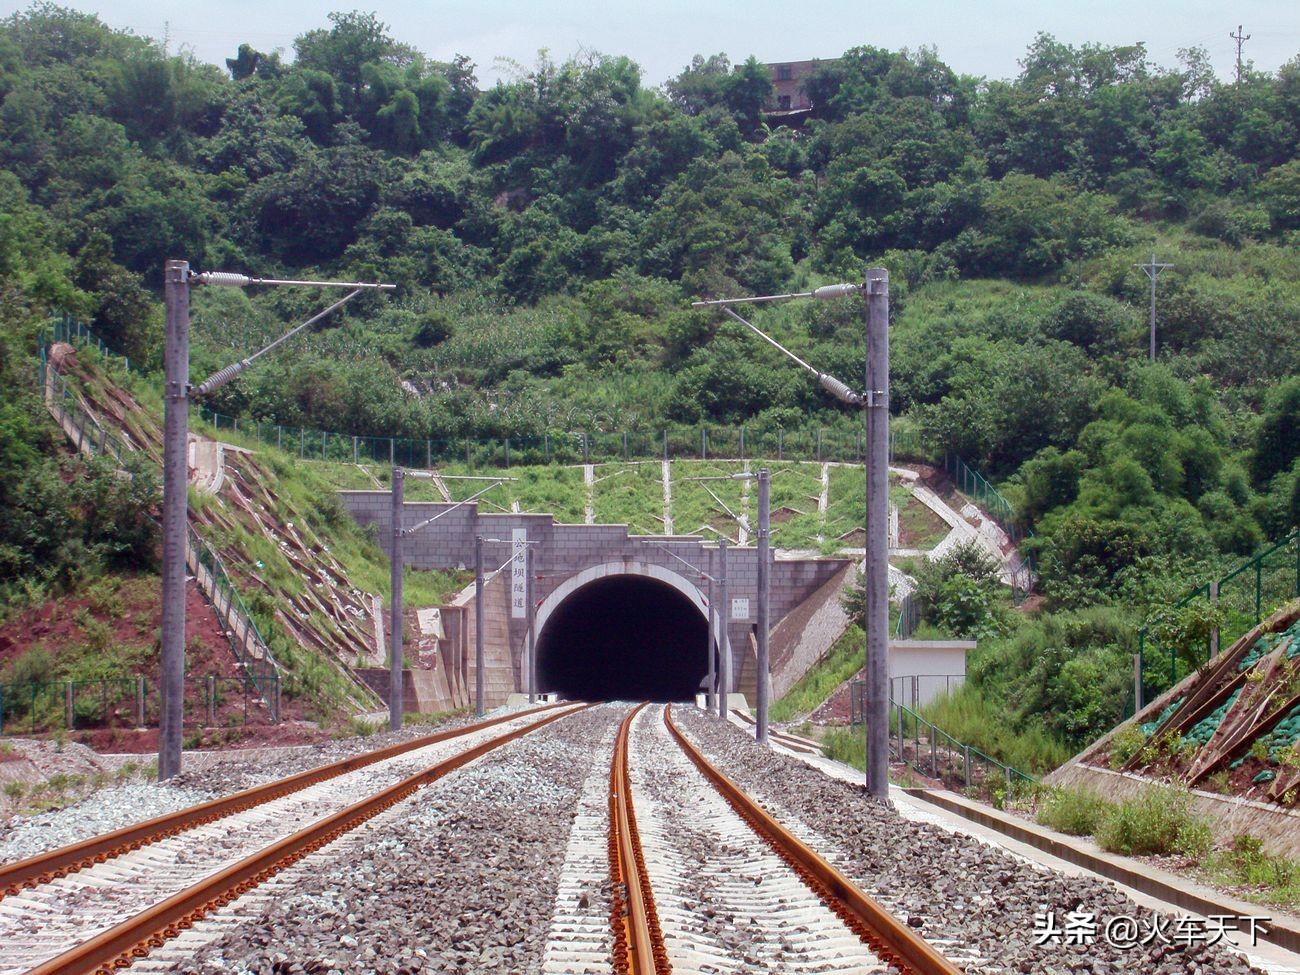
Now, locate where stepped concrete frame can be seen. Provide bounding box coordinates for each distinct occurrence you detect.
[338,491,850,703]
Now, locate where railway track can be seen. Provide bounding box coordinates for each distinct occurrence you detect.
[4,700,962,975]
[0,701,568,898]
[0,703,586,975]
[599,703,960,975]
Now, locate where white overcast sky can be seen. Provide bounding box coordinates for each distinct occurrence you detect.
[4,1,1298,85]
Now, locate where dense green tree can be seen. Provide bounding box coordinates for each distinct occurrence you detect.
[1252,377,1300,487]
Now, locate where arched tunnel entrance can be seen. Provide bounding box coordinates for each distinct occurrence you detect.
[536,574,708,701]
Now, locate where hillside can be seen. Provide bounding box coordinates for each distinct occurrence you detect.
[0,8,1296,760]
[16,338,467,729]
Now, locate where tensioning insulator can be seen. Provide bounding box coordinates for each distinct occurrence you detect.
[812,283,860,300]
[194,271,252,288]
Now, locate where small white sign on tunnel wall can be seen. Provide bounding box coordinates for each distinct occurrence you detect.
[731,597,750,620]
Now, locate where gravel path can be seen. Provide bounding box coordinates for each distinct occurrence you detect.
[0,783,215,865]
[176,704,621,974]
[675,706,1264,975]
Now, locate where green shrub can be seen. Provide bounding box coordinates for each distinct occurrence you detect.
[1036,786,1115,836]
[2,647,55,686]
[1096,786,1212,857]
[1109,725,1146,768]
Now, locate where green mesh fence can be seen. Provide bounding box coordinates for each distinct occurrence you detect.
[37,326,281,720]
[1138,530,1300,707]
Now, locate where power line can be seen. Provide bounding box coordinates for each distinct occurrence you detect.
[1135,251,1174,362]
[1230,24,1251,84]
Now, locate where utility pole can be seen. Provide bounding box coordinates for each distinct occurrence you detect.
[864,269,890,802]
[156,264,391,779]
[389,467,405,731]
[755,467,771,746]
[159,260,190,782]
[716,537,730,719]
[389,479,506,728]
[706,569,717,714]
[690,275,887,798]
[526,545,537,703]
[475,535,485,717]
[1231,25,1251,84]
[1136,251,1174,362]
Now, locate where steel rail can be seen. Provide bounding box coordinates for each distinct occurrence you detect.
[26,703,591,975]
[608,704,670,975]
[0,702,569,899]
[663,705,960,975]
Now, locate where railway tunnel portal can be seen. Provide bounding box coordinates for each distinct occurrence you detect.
[338,490,855,710]
[534,563,709,701]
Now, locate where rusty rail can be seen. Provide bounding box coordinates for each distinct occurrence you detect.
[664,705,960,975]
[0,702,568,899]
[608,704,671,975]
[26,703,589,975]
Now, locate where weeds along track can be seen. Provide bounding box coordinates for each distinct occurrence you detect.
[0,704,584,975]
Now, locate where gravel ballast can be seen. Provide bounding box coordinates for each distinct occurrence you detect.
[0,706,527,866]
[676,707,1264,975]
[0,783,214,865]
[181,703,620,975]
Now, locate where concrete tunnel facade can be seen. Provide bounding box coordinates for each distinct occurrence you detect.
[337,491,852,707]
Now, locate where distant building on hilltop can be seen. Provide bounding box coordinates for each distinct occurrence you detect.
[764,59,827,120]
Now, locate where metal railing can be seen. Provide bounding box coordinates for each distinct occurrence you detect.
[0,675,280,735]
[38,329,281,719]
[1137,529,1300,706]
[944,452,1035,601]
[849,679,1034,796]
[888,673,966,711]
[199,407,929,468]
[894,593,920,639]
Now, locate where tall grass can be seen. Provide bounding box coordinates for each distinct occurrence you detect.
[770,626,864,723]
[920,686,1072,774]
[1095,786,1213,857]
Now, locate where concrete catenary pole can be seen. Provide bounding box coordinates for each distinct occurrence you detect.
[389,467,405,731]
[159,259,190,780]
[717,537,730,719]
[705,569,717,713]
[864,268,890,800]
[755,467,771,745]
[526,545,537,703]
[474,535,485,717]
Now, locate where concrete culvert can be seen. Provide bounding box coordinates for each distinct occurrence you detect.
[536,575,708,702]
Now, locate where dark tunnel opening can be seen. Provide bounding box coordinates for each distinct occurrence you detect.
[537,575,708,702]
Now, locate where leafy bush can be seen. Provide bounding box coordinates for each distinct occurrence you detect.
[1108,725,1146,768]
[1037,786,1115,836]
[913,540,1005,639]
[1095,786,1212,857]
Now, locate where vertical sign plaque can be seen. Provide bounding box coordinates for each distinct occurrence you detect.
[511,528,527,619]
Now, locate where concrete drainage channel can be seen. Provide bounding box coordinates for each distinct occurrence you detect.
[0,701,1290,974]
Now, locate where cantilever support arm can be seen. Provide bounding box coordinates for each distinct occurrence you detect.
[719,306,864,407]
